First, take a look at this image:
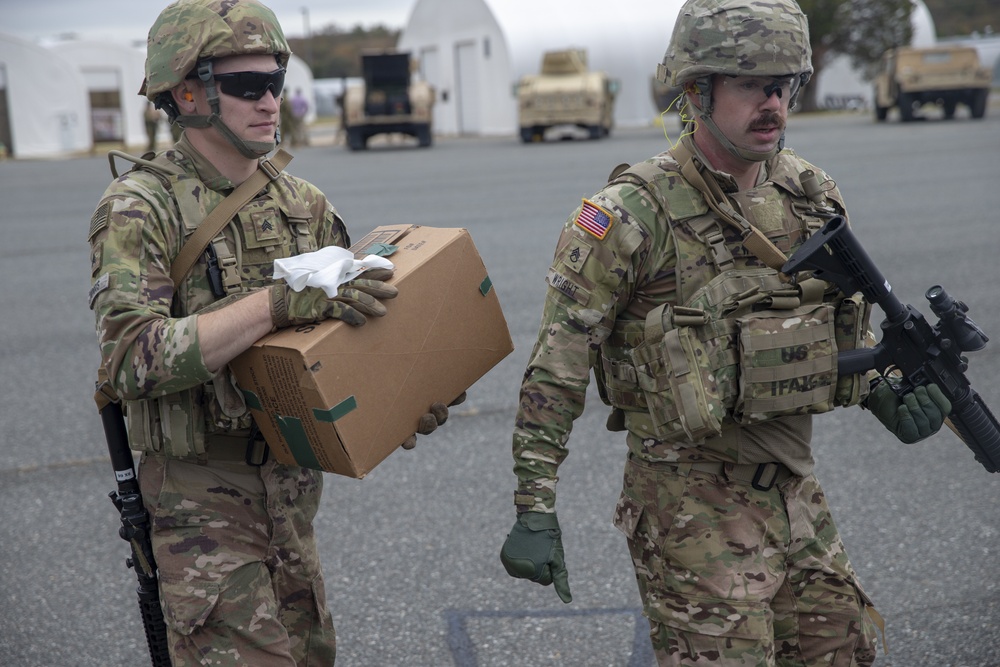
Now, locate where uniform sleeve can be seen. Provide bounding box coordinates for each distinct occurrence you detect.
[88,183,214,401]
[513,192,646,513]
[299,179,351,250]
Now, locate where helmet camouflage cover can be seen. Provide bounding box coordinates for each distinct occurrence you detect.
[658,0,813,86]
[142,0,291,99]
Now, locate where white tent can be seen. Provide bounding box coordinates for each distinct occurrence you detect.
[398,0,686,136]
[0,32,90,158]
[285,54,318,125]
[50,40,151,149]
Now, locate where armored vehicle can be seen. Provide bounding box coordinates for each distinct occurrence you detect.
[516,49,618,142]
[651,77,684,118]
[342,51,434,150]
[874,45,991,122]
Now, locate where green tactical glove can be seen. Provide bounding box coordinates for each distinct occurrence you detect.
[269,270,397,329]
[400,392,467,450]
[866,380,952,444]
[500,511,572,603]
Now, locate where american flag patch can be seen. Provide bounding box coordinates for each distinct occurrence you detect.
[574,199,613,239]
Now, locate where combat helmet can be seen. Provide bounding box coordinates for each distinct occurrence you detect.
[657,0,813,161]
[141,0,291,158]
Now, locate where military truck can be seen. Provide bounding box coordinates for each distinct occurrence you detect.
[342,51,434,150]
[651,77,684,118]
[516,49,618,142]
[873,45,991,122]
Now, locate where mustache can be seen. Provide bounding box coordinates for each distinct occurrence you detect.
[748,111,785,131]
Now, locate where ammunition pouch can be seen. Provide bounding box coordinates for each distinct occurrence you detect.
[597,272,871,441]
[734,302,838,424]
[124,375,254,459]
[125,390,206,457]
[628,305,725,441]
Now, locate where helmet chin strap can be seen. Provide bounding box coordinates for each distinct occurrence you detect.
[178,114,276,158]
[179,60,276,159]
[689,76,782,163]
[698,110,780,162]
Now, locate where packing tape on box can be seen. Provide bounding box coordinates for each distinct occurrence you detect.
[243,389,359,470]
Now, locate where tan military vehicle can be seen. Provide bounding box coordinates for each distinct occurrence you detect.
[342,51,434,150]
[651,77,684,117]
[874,45,991,122]
[516,49,619,142]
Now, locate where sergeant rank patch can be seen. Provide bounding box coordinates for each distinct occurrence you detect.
[574,199,614,240]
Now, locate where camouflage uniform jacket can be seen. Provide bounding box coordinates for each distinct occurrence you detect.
[88,135,350,455]
[513,138,867,513]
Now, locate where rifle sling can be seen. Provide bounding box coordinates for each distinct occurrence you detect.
[169,148,293,287]
[671,142,788,272]
[94,364,117,411]
[96,151,292,411]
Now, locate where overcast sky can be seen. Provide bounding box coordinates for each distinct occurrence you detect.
[2,0,416,44]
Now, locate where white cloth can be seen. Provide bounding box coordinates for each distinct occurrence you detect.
[273,246,394,298]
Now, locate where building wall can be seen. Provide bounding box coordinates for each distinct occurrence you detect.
[399,0,514,135]
[51,41,150,148]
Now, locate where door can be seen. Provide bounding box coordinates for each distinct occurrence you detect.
[454,41,480,135]
[83,68,124,143]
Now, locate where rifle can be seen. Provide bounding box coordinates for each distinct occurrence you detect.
[94,371,173,666]
[782,215,1000,473]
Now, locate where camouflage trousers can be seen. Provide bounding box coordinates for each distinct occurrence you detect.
[139,455,337,666]
[613,455,880,666]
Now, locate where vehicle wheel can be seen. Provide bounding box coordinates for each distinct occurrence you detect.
[346,128,366,151]
[875,105,888,122]
[520,127,544,143]
[971,89,988,119]
[898,93,915,122]
[417,125,432,147]
[943,99,957,119]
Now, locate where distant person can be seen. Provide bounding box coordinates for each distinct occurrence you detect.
[280,93,294,144]
[88,0,454,663]
[499,0,950,665]
[290,87,310,146]
[142,101,161,153]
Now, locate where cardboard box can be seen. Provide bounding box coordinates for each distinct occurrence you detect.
[231,225,514,478]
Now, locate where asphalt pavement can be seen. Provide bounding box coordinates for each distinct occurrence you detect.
[1,106,998,667]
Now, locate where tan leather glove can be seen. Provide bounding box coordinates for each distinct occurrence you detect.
[269,269,397,329]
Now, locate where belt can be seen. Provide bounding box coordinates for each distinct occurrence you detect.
[687,461,796,491]
[201,433,269,466]
[629,457,797,491]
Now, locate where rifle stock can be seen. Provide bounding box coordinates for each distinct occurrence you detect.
[782,216,1000,473]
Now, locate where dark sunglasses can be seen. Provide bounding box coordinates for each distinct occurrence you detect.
[209,68,286,100]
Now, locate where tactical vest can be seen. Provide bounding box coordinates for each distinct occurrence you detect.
[594,150,871,449]
[114,151,320,458]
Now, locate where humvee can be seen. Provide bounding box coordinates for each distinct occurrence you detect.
[874,45,991,122]
[516,49,618,142]
[342,51,434,150]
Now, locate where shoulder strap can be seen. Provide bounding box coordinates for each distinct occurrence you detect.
[169,149,293,287]
[670,142,788,272]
